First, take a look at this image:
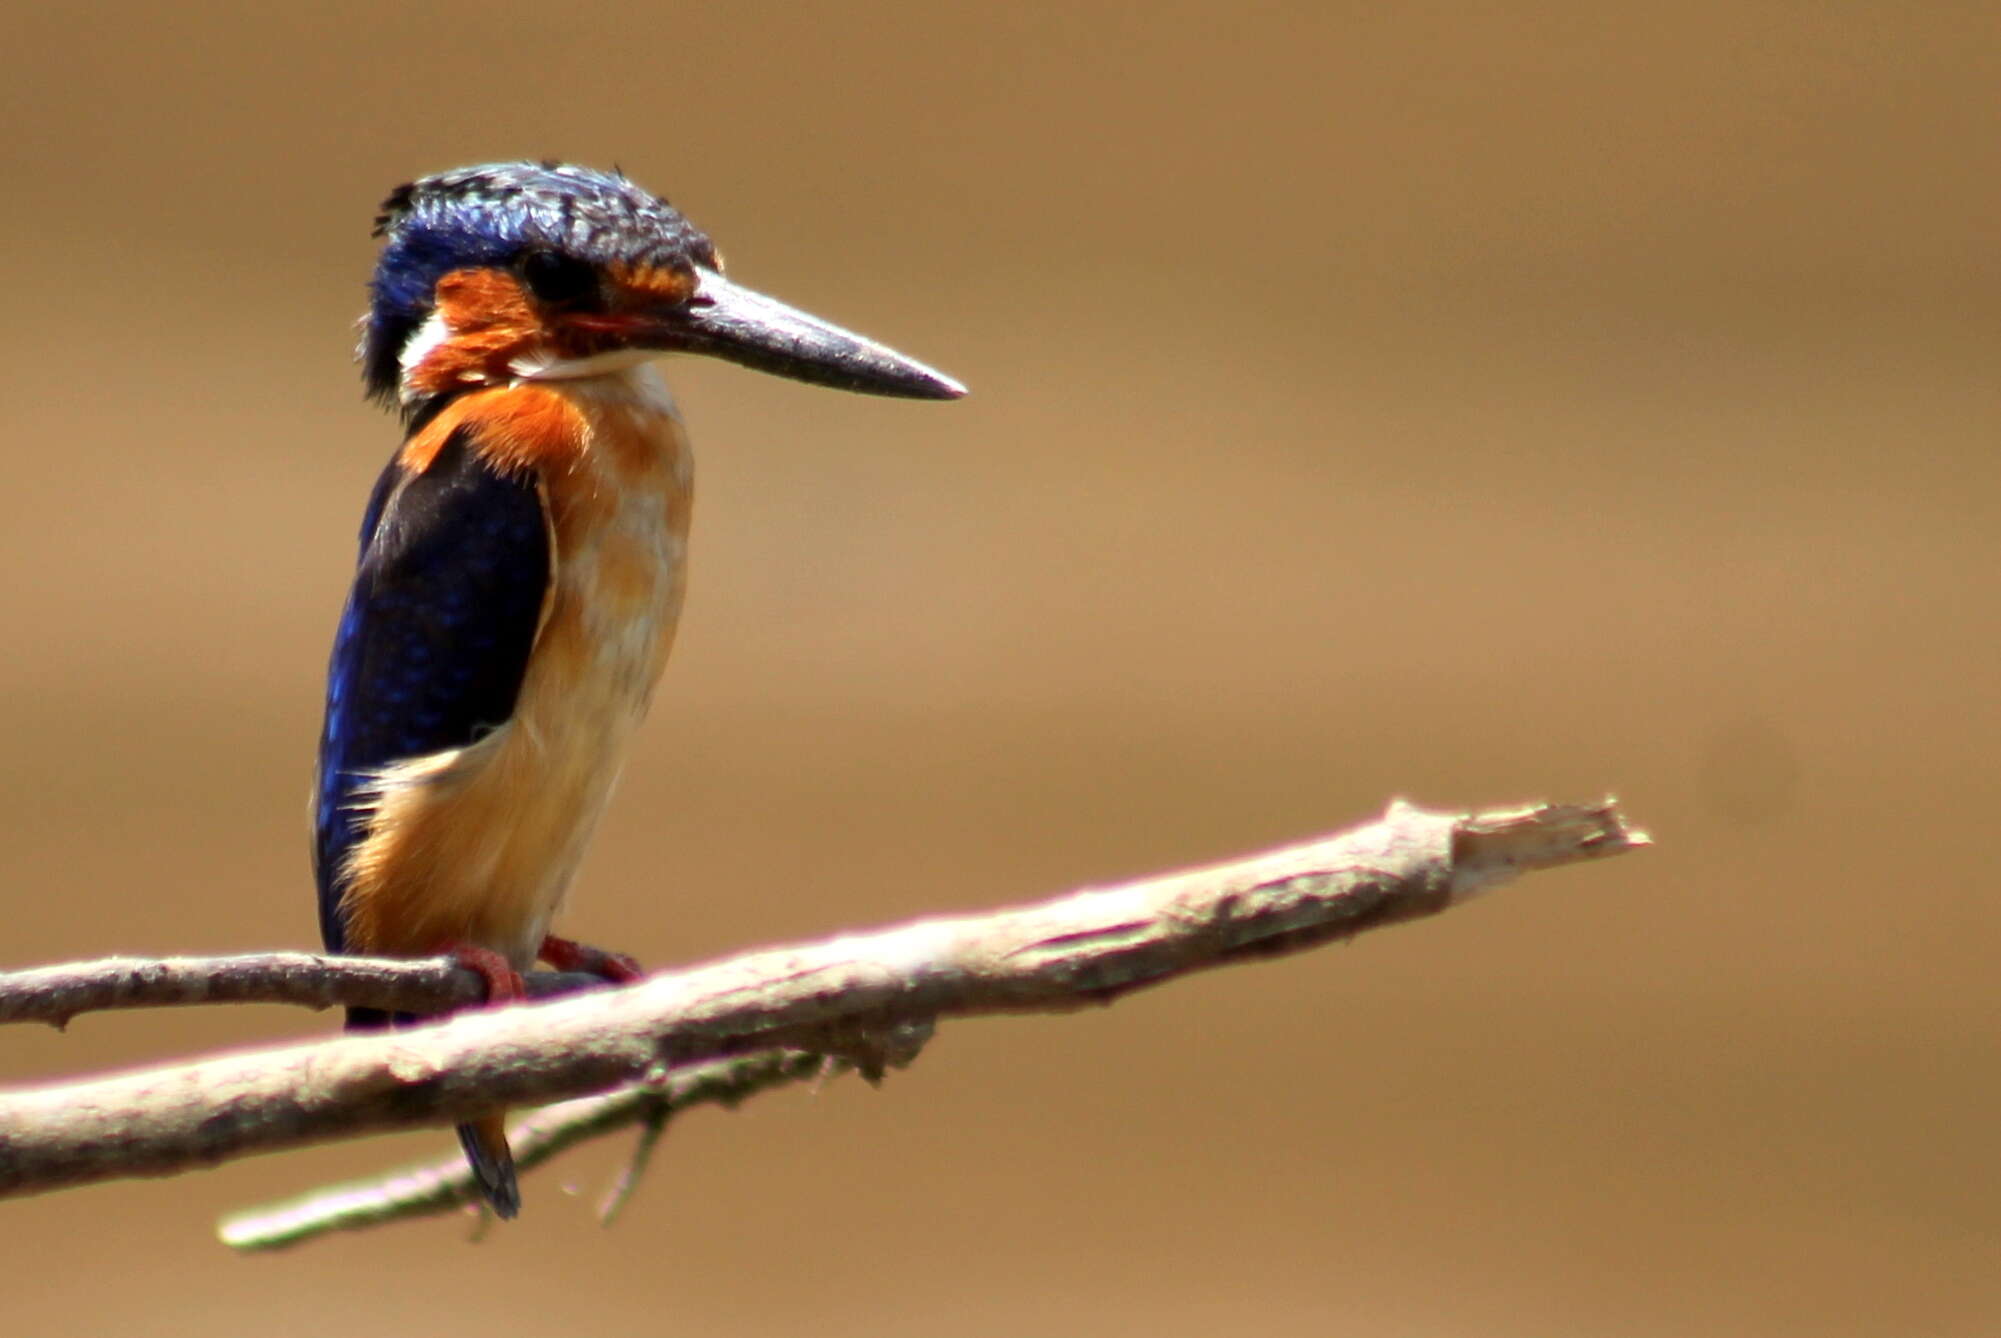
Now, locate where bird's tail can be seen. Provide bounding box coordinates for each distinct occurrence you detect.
[457,1115,521,1219]
[347,1007,521,1218]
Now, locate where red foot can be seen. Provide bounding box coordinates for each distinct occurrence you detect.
[443,942,527,1006]
[539,934,644,984]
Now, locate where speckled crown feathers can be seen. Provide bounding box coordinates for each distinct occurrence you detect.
[361,161,717,401]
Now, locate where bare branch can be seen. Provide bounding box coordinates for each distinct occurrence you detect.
[0,954,610,1028]
[0,799,1646,1214]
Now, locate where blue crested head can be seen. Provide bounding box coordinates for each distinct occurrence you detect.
[355,160,965,410]
[361,161,718,401]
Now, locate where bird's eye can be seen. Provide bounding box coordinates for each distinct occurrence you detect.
[519,250,599,305]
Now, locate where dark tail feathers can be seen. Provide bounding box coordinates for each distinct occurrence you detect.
[457,1115,521,1219]
[348,1007,520,1218]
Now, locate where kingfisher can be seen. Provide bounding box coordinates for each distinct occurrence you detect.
[313,161,962,1219]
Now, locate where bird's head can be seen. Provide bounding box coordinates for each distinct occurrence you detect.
[362,161,963,412]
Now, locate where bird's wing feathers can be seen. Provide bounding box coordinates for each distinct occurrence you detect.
[314,428,551,953]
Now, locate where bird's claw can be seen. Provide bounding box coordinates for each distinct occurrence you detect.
[443,942,527,1005]
[539,934,644,984]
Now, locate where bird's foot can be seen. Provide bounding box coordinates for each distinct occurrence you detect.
[443,942,527,1006]
[539,934,644,984]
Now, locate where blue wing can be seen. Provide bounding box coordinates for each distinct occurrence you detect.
[313,427,551,955]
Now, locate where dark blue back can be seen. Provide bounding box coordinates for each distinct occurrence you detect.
[313,429,550,955]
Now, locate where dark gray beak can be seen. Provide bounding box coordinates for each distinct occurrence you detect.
[654,267,965,400]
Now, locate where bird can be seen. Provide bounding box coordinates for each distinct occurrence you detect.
[313,161,963,1219]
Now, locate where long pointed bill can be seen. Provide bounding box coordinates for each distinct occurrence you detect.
[648,268,965,399]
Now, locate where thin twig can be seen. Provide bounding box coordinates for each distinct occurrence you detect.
[0,953,608,1028]
[217,1048,839,1250]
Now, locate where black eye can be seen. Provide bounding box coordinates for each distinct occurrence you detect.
[519,249,599,305]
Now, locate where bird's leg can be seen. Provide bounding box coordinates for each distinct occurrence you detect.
[538,934,644,983]
[442,942,528,1006]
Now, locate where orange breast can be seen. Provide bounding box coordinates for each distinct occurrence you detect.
[338,369,693,966]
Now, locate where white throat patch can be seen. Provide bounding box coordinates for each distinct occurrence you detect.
[524,358,682,417]
[396,310,453,380]
[507,346,661,383]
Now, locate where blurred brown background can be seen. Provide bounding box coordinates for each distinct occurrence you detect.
[1,2,1995,1332]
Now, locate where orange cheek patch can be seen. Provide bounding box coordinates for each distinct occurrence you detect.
[434,267,537,330]
[405,267,544,397]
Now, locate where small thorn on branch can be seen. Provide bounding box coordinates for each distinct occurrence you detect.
[596,1098,669,1226]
